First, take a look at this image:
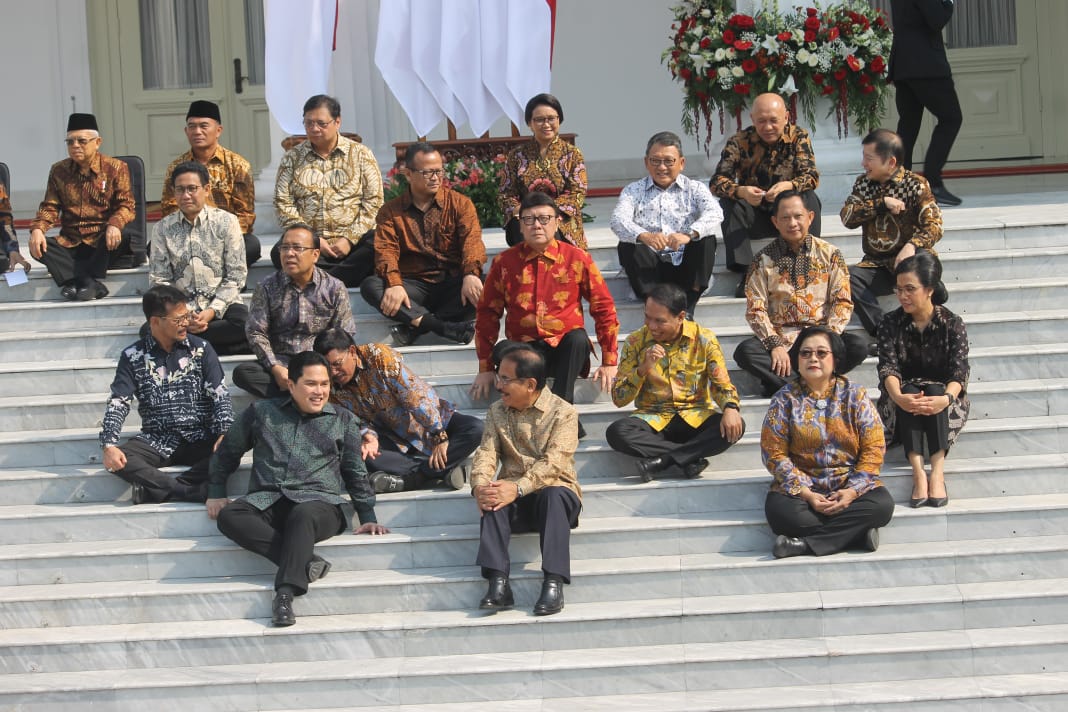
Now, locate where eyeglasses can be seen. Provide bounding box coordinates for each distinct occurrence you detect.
[646,157,678,167]
[798,348,832,359]
[162,313,192,326]
[328,352,349,371]
[531,115,559,125]
[279,244,316,254]
[494,372,524,386]
[302,119,335,130]
[892,285,923,295]
[520,215,556,226]
[173,185,203,195]
[413,168,444,180]
[64,138,95,146]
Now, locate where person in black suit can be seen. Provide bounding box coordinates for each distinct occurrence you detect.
[888,0,963,207]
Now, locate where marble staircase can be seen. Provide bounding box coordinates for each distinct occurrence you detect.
[0,199,1067,710]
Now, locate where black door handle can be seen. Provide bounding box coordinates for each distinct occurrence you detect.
[234,58,249,94]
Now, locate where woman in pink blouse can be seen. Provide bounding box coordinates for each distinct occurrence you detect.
[762,326,895,558]
[499,94,588,249]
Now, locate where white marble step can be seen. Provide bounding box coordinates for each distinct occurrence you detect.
[3,623,1068,709]
[3,578,1067,675]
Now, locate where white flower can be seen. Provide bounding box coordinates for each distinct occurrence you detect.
[760,34,781,53]
[690,41,701,53]
[718,66,731,79]
[731,65,745,78]
[839,43,859,59]
[726,48,736,59]
[796,48,811,63]
[691,53,708,71]
[715,48,727,62]
[779,75,798,96]
[701,8,711,17]
[808,53,819,67]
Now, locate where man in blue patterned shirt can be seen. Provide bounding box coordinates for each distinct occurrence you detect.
[208,351,388,627]
[100,285,234,504]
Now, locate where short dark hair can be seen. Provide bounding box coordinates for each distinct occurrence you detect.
[645,131,683,156]
[646,283,688,316]
[862,128,905,165]
[524,93,564,125]
[280,223,320,250]
[142,284,189,320]
[500,344,547,391]
[287,351,330,382]
[788,325,848,374]
[518,191,561,217]
[771,189,806,216]
[170,161,209,188]
[313,328,356,356]
[404,141,439,168]
[896,251,949,305]
[303,94,341,119]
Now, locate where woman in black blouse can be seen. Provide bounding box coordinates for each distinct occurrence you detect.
[877,252,969,508]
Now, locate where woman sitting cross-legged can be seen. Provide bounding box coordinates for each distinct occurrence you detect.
[877,252,969,509]
[762,325,895,558]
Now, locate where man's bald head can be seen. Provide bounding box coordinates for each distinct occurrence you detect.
[750,93,789,144]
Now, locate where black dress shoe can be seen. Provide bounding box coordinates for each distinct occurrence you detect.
[636,456,669,483]
[682,458,709,479]
[441,320,475,345]
[772,534,810,559]
[307,556,332,583]
[390,323,420,347]
[370,471,405,493]
[863,528,880,553]
[130,483,146,505]
[272,591,296,627]
[60,282,78,301]
[577,420,587,440]
[931,184,962,207]
[734,280,747,299]
[533,577,564,616]
[479,574,514,610]
[75,281,109,301]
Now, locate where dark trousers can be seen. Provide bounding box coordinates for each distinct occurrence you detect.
[359,274,475,326]
[895,77,963,187]
[139,302,250,356]
[897,381,951,457]
[40,234,127,287]
[617,238,716,314]
[734,333,869,397]
[217,497,346,594]
[243,233,262,268]
[492,329,591,404]
[477,486,581,582]
[849,263,895,336]
[232,362,284,399]
[765,487,895,556]
[270,230,375,288]
[719,191,822,272]
[113,436,215,503]
[605,412,743,468]
[367,412,485,481]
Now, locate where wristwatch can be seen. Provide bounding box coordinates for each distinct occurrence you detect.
[945,392,956,407]
[690,229,700,240]
[724,402,740,411]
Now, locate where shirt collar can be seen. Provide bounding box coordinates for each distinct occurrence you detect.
[401,185,446,212]
[518,238,563,263]
[143,332,191,356]
[641,175,685,194]
[529,387,554,414]
[772,234,813,255]
[283,266,321,290]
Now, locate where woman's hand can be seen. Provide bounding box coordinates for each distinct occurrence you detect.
[892,391,924,414]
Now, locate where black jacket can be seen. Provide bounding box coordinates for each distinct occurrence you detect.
[887,0,955,81]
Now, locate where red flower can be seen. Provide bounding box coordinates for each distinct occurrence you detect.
[859,73,871,84]
[742,59,758,73]
[812,72,824,85]
[804,30,816,42]
[777,31,792,41]
[734,40,754,51]
[846,55,862,72]
[723,29,736,44]
[680,67,692,81]
[733,83,751,94]
[875,16,887,28]
[861,85,875,94]
[806,7,818,17]
[706,68,716,78]
[834,69,847,81]
[671,50,680,60]
[870,56,886,73]
[700,37,711,49]
[729,14,755,29]
[804,17,820,30]
[827,27,840,41]
[821,85,836,95]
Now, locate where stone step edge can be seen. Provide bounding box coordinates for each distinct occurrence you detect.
[2,534,1065,604]
[3,623,1068,695]
[1,576,1065,654]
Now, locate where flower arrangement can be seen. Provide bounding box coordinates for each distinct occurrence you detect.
[663,0,892,150]
[385,154,509,228]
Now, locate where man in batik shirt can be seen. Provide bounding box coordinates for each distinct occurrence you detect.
[0,180,30,273]
[608,283,744,482]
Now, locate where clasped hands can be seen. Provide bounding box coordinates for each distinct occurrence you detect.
[737,181,794,208]
[637,231,690,252]
[802,487,858,516]
[894,390,950,417]
[473,480,519,513]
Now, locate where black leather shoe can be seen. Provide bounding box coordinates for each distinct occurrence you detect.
[927,493,949,508]
[867,341,879,358]
[909,497,928,509]
[390,323,420,347]
[682,458,709,479]
[75,281,109,301]
[772,534,810,559]
[272,591,296,627]
[441,320,475,345]
[863,528,880,552]
[370,471,405,493]
[59,282,78,301]
[931,184,962,207]
[130,483,146,505]
[479,575,514,610]
[734,279,746,299]
[307,556,332,583]
[636,456,669,483]
[533,577,564,616]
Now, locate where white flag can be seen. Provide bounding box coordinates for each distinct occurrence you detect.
[479,1,526,128]
[505,0,553,117]
[409,0,469,130]
[440,0,504,136]
[264,0,337,135]
[374,0,445,137]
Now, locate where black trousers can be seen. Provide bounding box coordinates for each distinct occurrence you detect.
[765,487,895,556]
[605,412,742,468]
[492,329,591,404]
[232,361,285,399]
[896,381,951,457]
[367,412,485,481]
[477,486,581,582]
[719,191,822,272]
[139,302,250,356]
[894,77,963,187]
[269,230,375,288]
[617,238,716,314]
[113,436,215,503]
[217,497,346,594]
[359,274,475,326]
[40,234,128,287]
[734,333,869,397]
